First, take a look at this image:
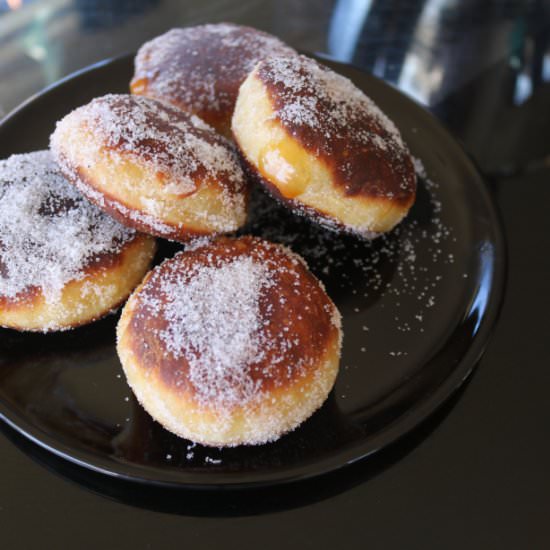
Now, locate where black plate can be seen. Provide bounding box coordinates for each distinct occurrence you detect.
[0,54,505,489]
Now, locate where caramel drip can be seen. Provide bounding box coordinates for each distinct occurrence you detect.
[130,77,149,95]
[258,140,310,199]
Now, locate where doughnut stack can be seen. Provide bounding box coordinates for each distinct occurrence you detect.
[1,23,417,447]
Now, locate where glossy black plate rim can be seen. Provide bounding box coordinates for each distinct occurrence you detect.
[0,54,507,490]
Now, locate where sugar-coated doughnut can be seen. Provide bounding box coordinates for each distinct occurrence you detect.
[232,55,417,238]
[0,151,156,332]
[50,94,248,242]
[130,23,297,136]
[117,236,342,447]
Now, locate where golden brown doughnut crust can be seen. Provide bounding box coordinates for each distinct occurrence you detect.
[0,151,156,332]
[117,236,342,446]
[127,237,337,397]
[50,94,248,242]
[0,234,156,332]
[130,24,296,135]
[256,55,416,204]
[232,55,416,237]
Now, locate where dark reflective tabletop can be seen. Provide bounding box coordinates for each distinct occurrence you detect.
[1,1,550,548]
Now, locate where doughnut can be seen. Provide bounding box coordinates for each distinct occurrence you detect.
[50,94,248,242]
[130,23,297,136]
[116,236,342,447]
[0,151,156,332]
[232,55,417,238]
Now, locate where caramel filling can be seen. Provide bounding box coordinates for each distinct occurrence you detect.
[130,77,149,95]
[258,140,310,199]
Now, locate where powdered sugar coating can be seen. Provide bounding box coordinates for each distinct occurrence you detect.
[256,55,416,201]
[131,24,296,129]
[127,237,341,411]
[158,257,274,406]
[51,94,246,197]
[50,94,248,239]
[0,151,135,303]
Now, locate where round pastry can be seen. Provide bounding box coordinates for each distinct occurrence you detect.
[0,151,156,332]
[232,55,417,238]
[50,94,248,243]
[117,236,342,447]
[130,23,297,136]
